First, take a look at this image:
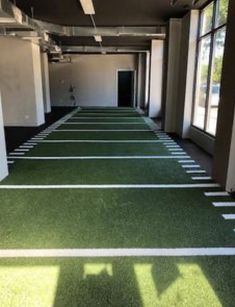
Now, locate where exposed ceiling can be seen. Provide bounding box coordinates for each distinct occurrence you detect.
[1,0,207,55]
[14,0,198,27]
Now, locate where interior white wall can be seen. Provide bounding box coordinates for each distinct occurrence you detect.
[49,54,137,107]
[0,92,8,181]
[226,112,235,192]
[0,37,45,127]
[149,40,164,118]
[176,10,199,138]
[41,52,51,114]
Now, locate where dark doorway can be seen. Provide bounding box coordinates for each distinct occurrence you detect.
[117,71,135,107]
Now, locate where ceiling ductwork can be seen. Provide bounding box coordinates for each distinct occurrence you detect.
[0,0,166,56]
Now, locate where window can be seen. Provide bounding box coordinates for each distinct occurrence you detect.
[193,0,229,136]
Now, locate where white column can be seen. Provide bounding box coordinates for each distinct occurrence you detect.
[165,19,182,133]
[41,52,51,114]
[0,37,45,127]
[145,52,150,109]
[0,91,8,181]
[149,40,164,118]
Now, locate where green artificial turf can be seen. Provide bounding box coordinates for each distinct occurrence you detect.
[58,123,150,130]
[73,113,141,117]
[1,107,235,307]
[3,159,196,185]
[46,131,158,140]
[0,189,234,249]
[0,256,234,306]
[68,117,145,122]
[25,143,170,157]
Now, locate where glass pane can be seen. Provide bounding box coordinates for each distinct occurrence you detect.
[200,3,214,36]
[216,0,229,27]
[206,27,226,135]
[193,36,212,130]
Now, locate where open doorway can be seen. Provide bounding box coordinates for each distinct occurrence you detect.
[117,70,135,107]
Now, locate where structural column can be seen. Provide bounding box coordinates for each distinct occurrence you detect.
[0,37,45,127]
[148,40,164,118]
[41,52,51,114]
[0,91,8,181]
[213,0,235,191]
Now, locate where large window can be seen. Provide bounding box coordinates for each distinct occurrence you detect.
[193,0,229,136]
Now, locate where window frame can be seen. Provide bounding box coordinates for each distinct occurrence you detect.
[192,0,228,137]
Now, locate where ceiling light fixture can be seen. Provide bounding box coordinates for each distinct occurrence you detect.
[94,35,102,42]
[79,0,95,15]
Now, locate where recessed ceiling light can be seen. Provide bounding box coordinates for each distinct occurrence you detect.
[94,35,102,42]
[79,0,95,15]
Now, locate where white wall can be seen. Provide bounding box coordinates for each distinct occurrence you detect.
[49,54,137,107]
[41,52,51,114]
[149,40,164,118]
[0,92,8,181]
[0,37,45,127]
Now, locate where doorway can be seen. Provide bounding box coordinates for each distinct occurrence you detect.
[117,70,135,107]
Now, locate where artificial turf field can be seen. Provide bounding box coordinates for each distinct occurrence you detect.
[1,107,235,306]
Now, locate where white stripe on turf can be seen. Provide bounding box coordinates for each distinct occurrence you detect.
[186,170,206,174]
[0,184,220,189]
[64,122,144,125]
[54,129,151,132]
[0,247,234,257]
[9,152,25,156]
[212,202,235,207]
[182,165,200,168]
[168,148,183,151]
[71,117,142,119]
[204,192,229,197]
[19,146,34,149]
[31,140,175,144]
[191,177,212,180]
[7,161,15,164]
[222,214,235,220]
[8,156,191,160]
[24,143,37,146]
[178,160,195,163]
[14,149,30,152]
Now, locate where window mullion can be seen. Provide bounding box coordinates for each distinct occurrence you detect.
[204,0,218,131]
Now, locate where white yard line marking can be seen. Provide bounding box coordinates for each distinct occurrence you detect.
[178,160,195,163]
[204,192,230,197]
[9,156,191,160]
[19,146,34,149]
[64,122,144,125]
[192,177,212,180]
[9,152,25,156]
[14,149,30,152]
[54,129,151,132]
[168,148,183,151]
[182,165,200,168]
[171,152,187,155]
[0,247,234,258]
[187,170,206,174]
[31,138,44,140]
[34,140,170,144]
[212,202,235,207]
[7,161,15,164]
[222,214,235,220]
[71,117,141,119]
[165,145,180,148]
[24,142,37,146]
[0,183,220,190]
